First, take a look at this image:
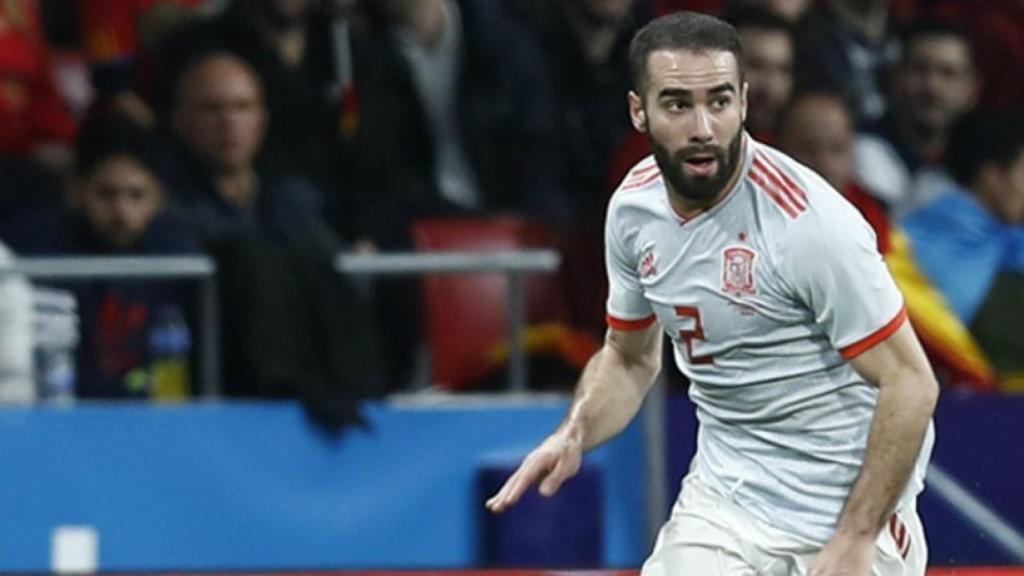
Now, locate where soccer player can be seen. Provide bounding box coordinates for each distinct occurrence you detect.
[486,12,937,576]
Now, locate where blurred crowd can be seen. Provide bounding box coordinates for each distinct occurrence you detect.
[0,0,1020,419]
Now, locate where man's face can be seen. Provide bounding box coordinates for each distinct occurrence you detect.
[778,96,854,191]
[983,150,1024,224]
[78,155,164,250]
[895,36,976,136]
[738,27,793,137]
[629,48,747,203]
[172,56,267,173]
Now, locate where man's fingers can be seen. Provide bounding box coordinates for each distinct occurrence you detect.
[486,458,544,512]
[539,453,577,497]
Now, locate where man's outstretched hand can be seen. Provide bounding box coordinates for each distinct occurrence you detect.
[485,430,583,513]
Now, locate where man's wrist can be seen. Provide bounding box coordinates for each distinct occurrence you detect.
[834,518,882,544]
[558,418,586,447]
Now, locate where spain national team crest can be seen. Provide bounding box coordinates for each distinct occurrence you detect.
[722,247,757,296]
[639,246,657,278]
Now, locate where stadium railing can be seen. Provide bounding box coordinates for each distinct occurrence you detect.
[0,256,222,396]
[0,250,561,395]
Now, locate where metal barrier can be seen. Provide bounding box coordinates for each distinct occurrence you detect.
[0,251,562,395]
[0,256,222,397]
[335,250,562,392]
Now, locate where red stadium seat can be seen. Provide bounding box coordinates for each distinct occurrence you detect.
[411,217,599,391]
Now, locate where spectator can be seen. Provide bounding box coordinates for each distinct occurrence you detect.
[926,0,1024,111]
[904,111,1024,325]
[347,0,565,386]
[777,92,888,249]
[0,0,78,228]
[855,20,977,218]
[779,91,999,390]
[153,0,413,248]
[167,51,327,240]
[360,0,562,228]
[794,0,899,125]
[725,4,795,143]
[0,241,34,403]
[0,0,77,158]
[509,0,639,336]
[511,0,637,221]
[4,117,201,399]
[165,48,384,421]
[154,0,358,210]
[903,111,1024,387]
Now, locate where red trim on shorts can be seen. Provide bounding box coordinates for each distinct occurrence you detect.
[889,513,912,559]
[840,306,908,359]
[606,314,657,331]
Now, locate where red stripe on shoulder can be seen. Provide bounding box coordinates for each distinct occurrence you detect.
[607,314,657,331]
[748,166,800,219]
[621,169,663,191]
[840,306,908,359]
[753,156,806,210]
[631,161,659,177]
[757,151,808,201]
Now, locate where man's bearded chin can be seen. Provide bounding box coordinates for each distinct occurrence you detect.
[650,126,744,204]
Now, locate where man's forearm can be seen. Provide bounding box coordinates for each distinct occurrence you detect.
[835,372,937,540]
[560,335,662,451]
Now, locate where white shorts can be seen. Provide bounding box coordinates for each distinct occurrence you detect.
[642,474,927,576]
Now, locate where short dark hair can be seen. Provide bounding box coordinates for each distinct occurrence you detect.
[900,19,975,68]
[629,11,744,94]
[75,117,168,184]
[945,111,1024,187]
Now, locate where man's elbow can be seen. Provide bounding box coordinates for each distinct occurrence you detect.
[905,367,940,415]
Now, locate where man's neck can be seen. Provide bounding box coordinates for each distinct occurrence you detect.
[563,3,620,66]
[214,168,257,210]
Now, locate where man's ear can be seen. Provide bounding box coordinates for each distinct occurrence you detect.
[741,81,749,124]
[628,91,647,132]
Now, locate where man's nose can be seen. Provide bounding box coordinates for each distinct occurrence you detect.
[690,107,714,143]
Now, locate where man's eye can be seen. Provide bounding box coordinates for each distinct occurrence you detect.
[713,98,731,109]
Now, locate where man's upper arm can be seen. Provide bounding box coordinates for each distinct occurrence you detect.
[607,322,662,363]
[605,199,655,328]
[782,200,906,358]
[603,323,663,392]
[848,321,936,390]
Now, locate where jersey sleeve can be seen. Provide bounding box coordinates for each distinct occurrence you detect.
[605,203,655,331]
[782,208,906,359]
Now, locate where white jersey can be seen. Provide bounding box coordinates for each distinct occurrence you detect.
[605,133,934,544]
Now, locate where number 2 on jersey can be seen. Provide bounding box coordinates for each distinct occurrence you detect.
[674,306,714,365]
